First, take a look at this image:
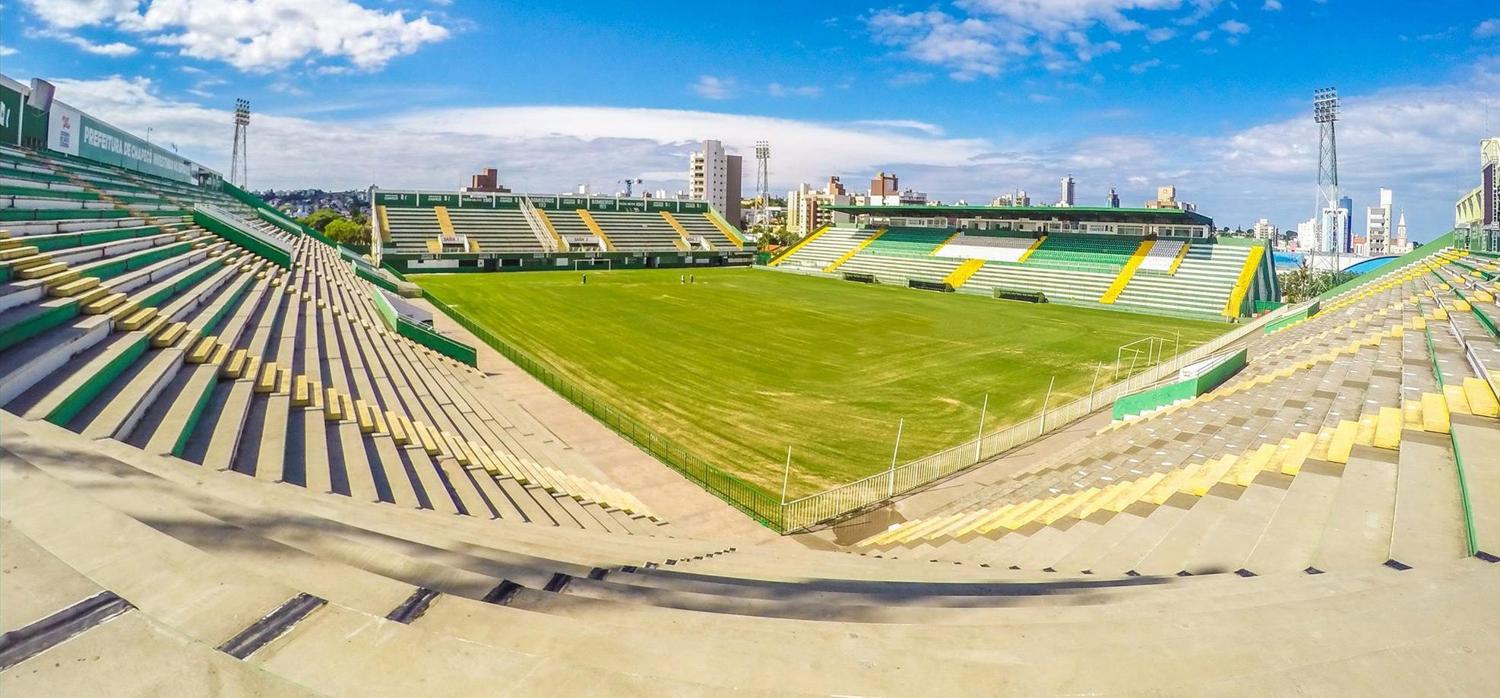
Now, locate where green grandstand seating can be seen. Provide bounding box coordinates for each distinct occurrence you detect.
[771,226,1266,319]
[863,227,952,256]
[1022,232,1138,274]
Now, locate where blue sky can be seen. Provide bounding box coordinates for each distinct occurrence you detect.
[3,0,1498,239]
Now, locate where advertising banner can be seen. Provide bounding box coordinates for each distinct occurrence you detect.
[48,102,196,183]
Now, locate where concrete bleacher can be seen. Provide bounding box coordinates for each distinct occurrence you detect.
[444,208,546,253]
[854,254,1500,581]
[586,210,685,251]
[672,211,742,249]
[3,135,1498,693]
[383,207,444,254]
[538,209,604,250]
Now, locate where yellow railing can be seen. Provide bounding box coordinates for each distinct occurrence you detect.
[660,211,694,251]
[943,258,987,288]
[576,209,616,251]
[1018,235,1046,262]
[768,225,829,267]
[1168,241,1191,274]
[1222,246,1266,317]
[1100,239,1155,304]
[433,206,457,242]
[824,229,885,273]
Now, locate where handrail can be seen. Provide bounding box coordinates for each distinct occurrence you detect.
[1426,268,1483,556]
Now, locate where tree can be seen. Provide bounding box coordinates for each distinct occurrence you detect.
[324,218,370,247]
[301,208,340,232]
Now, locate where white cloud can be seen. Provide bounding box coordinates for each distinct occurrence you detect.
[1219,19,1250,35]
[692,75,734,100]
[1262,0,1282,10]
[64,35,139,56]
[1192,29,1213,41]
[868,10,1014,80]
[21,0,448,71]
[0,45,17,57]
[867,1,1190,79]
[1129,58,1162,74]
[1476,19,1500,39]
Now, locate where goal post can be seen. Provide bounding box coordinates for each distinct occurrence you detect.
[572,258,612,271]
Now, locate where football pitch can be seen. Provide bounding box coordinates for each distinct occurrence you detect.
[418,267,1227,497]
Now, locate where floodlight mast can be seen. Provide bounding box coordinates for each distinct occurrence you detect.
[1312,87,1340,274]
[230,98,251,188]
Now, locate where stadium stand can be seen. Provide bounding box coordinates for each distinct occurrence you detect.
[853,252,1500,579]
[671,210,743,249]
[587,210,685,251]
[445,208,546,253]
[771,224,1276,319]
[372,188,753,273]
[2,75,1497,693]
[0,144,661,533]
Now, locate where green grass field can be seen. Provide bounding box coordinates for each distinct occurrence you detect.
[418,267,1227,497]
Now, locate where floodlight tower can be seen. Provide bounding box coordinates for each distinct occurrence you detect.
[1313,87,1340,270]
[755,140,770,229]
[230,98,250,188]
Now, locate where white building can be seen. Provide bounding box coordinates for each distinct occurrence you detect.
[1365,187,1393,256]
[1390,212,1413,254]
[786,176,853,237]
[1058,175,1075,207]
[1296,217,1318,251]
[689,139,743,226]
[1252,218,1279,241]
[991,190,1031,206]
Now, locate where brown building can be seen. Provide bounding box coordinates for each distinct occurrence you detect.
[463,168,510,193]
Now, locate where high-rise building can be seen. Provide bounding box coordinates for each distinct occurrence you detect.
[785,176,852,237]
[1107,187,1120,208]
[689,139,743,226]
[1252,218,1279,241]
[1059,175,1075,207]
[1337,195,1353,252]
[1365,187,1393,256]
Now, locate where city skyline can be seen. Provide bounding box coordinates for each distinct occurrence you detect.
[3,0,1498,238]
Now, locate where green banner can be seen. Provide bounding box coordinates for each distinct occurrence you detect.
[0,82,21,147]
[48,103,196,183]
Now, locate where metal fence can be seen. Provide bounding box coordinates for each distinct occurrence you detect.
[425,285,1282,533]
[778,313,1277,531]
[422,292,786,529]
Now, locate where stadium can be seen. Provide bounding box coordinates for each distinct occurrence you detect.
[3,61,1500,697]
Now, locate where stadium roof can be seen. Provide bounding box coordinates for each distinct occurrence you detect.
[827,204,1214,226]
